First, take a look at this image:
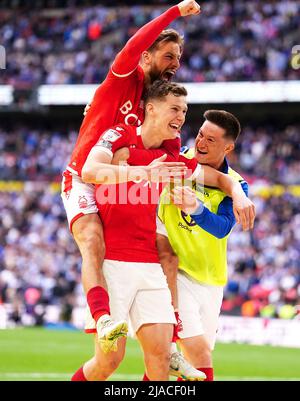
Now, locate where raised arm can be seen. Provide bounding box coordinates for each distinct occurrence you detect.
[112,1,200,76]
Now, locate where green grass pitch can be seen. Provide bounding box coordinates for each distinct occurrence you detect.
[0,327,299,381]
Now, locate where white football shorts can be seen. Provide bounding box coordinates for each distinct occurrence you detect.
[177,272,223,350]
[85,259,176,335]
[156,217,223,350]
[61,170,98,232]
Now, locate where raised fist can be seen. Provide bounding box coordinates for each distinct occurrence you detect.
[178,0,201,17]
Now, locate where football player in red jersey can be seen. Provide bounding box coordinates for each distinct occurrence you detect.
[71,81,254,381]
[62,1,201,362]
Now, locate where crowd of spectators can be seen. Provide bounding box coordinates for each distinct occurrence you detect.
[0,188,84,327]
[224,193,300,319]
[1,0,299,88]
[1,120,300,325]
[0,187,299,326]
[1,123,300,185]
[0,125,77,181]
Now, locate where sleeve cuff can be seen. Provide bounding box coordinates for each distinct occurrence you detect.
[190,201,205,217]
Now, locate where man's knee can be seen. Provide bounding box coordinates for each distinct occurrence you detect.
[102,356,123,374]
[145,347,171,368]
[180,336,212,366]
[195,344,211,364]
[85,352,124,381]
[95,353,124,377]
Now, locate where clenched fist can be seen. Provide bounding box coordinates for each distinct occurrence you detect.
[178,0,201,17]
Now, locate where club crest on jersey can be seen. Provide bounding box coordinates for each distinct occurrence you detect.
[78,195,88,209]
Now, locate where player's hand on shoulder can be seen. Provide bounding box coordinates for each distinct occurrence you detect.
[146,154,187,183]
[233,196,256,231]
[178,0,201,17]
[111,147,130,166]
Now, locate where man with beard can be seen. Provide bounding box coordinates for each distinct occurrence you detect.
[62,0,201,366]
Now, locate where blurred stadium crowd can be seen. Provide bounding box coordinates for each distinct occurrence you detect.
[1,123,300,185]
[0,0,299,87]
[0,123,300,326]
[0,0,299,327]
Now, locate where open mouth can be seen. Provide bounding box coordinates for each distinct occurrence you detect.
[196,149,208,155]
[162,71,175,81]
[169,123,180,131]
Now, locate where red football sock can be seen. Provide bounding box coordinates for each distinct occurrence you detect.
[172,310,182,342]
[198,367,214,381]
[87,286,110,322]
[172,331,179,343]
[71,366,87,381]
[142,373,150,381]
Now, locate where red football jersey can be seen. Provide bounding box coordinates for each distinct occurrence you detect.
[68,67,145,176]
[94,124,184,263]
[67,5,180,176]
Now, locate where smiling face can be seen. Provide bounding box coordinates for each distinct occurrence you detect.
[195,120,235,169]
[146,93,187,140]
[143,41,182,84]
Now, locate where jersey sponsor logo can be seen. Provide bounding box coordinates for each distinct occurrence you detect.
[120,100,133,115]
[178,220,199,235]
[125,114,141,126]
[192,181,209,197]
[119,100,142,126]
[78,195,88,209]
[101,129,122,143]
[178,222,193,233]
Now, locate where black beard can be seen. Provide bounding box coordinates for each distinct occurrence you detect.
[149,69,162,84]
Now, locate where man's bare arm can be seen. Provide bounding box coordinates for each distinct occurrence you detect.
[82,148,187,185]
[193,165,255,230]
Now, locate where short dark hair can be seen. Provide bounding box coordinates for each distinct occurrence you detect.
[203,110,241,141]
[147,29,184,53]
[144,80,187,104]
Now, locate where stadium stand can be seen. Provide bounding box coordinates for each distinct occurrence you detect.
[0,122,300,325]
[0,0,299,327]
[0,0,299,87]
